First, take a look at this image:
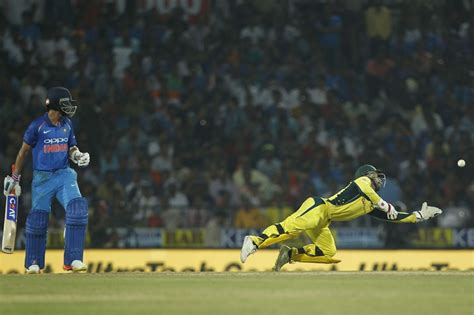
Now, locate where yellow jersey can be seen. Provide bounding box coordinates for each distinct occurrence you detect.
[323,176,382,221]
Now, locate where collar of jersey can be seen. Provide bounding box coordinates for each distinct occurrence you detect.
[43,113,64,127]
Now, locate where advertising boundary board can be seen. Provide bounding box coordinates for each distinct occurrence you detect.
[1,249,473,274]
[4,227,474,249]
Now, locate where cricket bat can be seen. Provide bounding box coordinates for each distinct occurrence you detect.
[2,165,19,254]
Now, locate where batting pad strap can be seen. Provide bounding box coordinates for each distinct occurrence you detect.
[26,210,49,234]
[65,197,88,225]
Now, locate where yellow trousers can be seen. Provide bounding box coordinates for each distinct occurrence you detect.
[250,197,341,264]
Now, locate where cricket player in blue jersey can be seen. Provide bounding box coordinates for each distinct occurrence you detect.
[3,87,90,274]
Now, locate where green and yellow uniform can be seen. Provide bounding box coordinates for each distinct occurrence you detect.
[249,176,417,264]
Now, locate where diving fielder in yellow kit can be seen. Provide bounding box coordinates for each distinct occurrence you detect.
[240,165,443,271]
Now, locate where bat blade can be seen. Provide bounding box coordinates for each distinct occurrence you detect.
[2,194,18,254]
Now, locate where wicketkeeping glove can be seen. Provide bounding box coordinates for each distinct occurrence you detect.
[415,202,443,222]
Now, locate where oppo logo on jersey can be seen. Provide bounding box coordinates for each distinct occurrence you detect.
[44,138,68,144]
[43,138,68,153]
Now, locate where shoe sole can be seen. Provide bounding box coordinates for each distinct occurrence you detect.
[64,265,88,273]
[26,270,40,274]
[273,245,291,272]
[240,236,256,263]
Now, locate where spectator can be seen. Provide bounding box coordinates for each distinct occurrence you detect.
[186,196,209,228]
[97,171,125,203]
[365,1,392,54]
[134,183,159,225]
[233,157,272,202]
[166,182,189,209]
[234,197,266,229]
[204,211,227,248]
[240,17,265,44]
[20,73,47,105]
[208,168,240,207]
[366,51,395,97]
[0,1,472,249]
[256,144,281,179]
[307,76,328,106]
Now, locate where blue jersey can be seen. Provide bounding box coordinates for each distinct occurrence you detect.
[23,113,77,171]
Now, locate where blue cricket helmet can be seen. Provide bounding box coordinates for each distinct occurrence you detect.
[45,87,77,117]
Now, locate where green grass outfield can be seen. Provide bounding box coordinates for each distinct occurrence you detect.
[1,272,473,315]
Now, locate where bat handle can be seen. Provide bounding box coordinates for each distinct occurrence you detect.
[8,164,19,197]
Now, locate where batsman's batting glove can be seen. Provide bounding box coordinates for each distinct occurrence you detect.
[71,151,91,167]
[3,173,21,196]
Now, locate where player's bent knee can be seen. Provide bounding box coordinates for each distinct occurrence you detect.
[317,243,337,257]
[325,245,337,257]
[26,210,49,235]
[65,197,88,225]
[324,247,336,257]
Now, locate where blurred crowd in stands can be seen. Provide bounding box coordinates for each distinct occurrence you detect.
[0,0,473,248]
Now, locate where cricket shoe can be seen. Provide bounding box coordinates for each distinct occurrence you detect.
[273,245,292,272]
[240,236,257,263]
[415,202,443,222]
[26,264,40,274]
[63,260,87,273]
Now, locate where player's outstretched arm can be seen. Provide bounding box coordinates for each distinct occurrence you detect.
[69,146,90,167]
[3,142,30,195]
[354,177,399,220]
[368,202,442,223]
[369,208,416,223]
